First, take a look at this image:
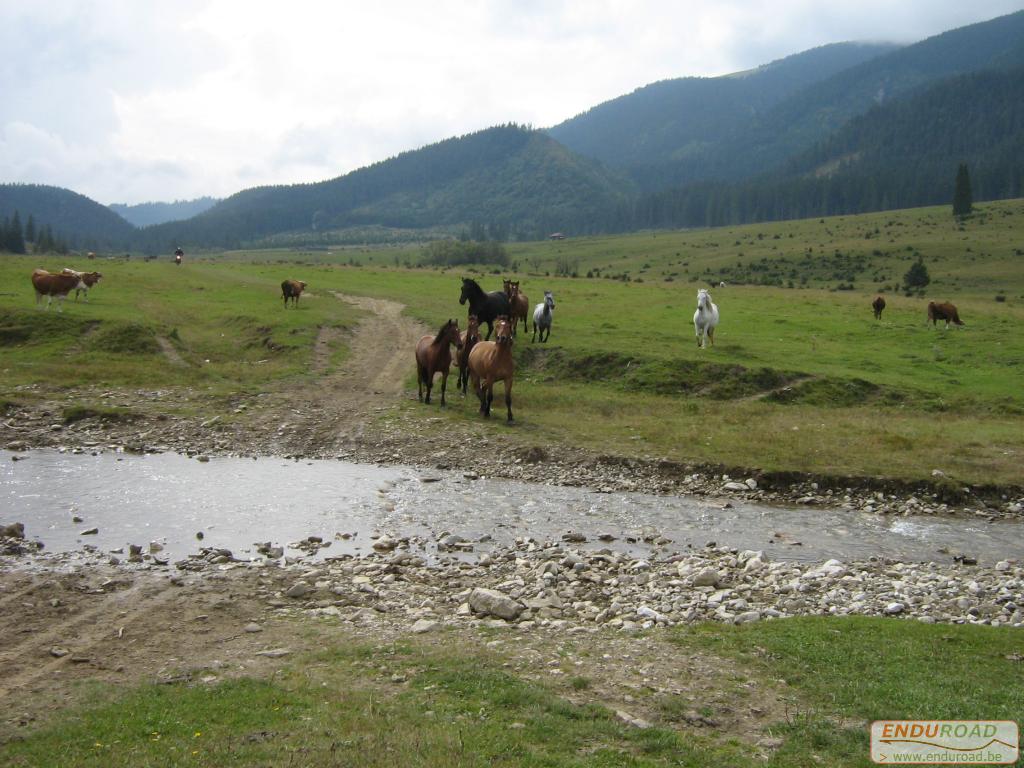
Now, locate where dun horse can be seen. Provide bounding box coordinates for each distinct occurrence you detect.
[532,290,555,343]
[415,319,462,406]
[468,316,515,422]
[459,278,510,340]
[693,288,719,348]
[456,314,482,395]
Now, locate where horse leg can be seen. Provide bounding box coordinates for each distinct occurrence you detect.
[708,327,715,347]
[440,368,448,407]
[543,326,550,343]
[504,378,513,423]
[531,322,537,343]
[484,321,494,341]
[417,364,425,403]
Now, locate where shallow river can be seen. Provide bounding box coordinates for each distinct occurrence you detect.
[2,450,1021,565]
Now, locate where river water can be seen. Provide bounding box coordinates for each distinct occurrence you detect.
[2,450,1021,565]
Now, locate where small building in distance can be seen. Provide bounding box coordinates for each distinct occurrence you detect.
[548,232,566,240]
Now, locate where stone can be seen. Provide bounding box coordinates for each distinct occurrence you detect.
[50,647,70,658]
[723,482,749,492]
[411,619,439,634]
[372,536,398,552]
[468,588,524,621]
[692,568,720,587]
[884,602,905,615]
[735,611,761,624]
[244,623,263,633]
[80,528,99,536]
[285,581,312,598]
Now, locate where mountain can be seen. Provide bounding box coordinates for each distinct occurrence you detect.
[547,41,900,178]
[0,183,137,251]
[109,197,220,227]
[138,125,634,250]
[627,66,1024,229]
[550,11,1024,191]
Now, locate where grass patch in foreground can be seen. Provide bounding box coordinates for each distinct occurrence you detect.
[1,642,742,767]
[671,617,1024,766]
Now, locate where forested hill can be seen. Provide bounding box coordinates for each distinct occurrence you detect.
[0,183,137,251]
[136,126,633,250]
[550,10,1024,192]
[109,197,220,227]
[547,41,899,175]
[627,67,1024,230]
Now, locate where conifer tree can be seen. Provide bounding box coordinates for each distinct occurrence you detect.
[953,163,973,217]
[903,256,930,293]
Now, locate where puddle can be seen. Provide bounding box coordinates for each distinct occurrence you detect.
[2,450,1021,565]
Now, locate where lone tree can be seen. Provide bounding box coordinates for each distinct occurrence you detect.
[953,163,973,217]
[903,256,930,294]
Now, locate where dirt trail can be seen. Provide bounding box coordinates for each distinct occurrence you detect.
[263,293,426,457]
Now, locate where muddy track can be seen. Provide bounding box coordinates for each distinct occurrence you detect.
[272,293,426,456]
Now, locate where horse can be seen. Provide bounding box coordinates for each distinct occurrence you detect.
[532,290,555,343]
[504,280,529,336]
[928,301,964,329]
[459,277,510,340]
[281,279,306,307]
[693,288,719,348]
[872,296,886,320]
[415,319,462,406]
[467,316,515,422]
[456,314,482,395]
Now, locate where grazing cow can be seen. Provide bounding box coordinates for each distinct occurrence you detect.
[872,296,886,320]
[281,279,307,308]
[31,269,83,312]
[61,269,102,302]
[927,301,964,329]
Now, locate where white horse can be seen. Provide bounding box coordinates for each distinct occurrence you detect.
[532,290,555,343]
[693,288,719,348]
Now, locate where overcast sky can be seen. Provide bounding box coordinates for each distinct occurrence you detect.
[1,1,1021,205]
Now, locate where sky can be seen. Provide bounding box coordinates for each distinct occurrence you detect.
[1,1,1021,206]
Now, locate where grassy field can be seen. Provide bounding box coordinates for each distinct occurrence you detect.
[2,200,1022,482]
[2,618,1020,767]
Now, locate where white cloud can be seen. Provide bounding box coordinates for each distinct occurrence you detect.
[0,0,1020,204]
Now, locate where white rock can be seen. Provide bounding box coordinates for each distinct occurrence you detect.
[468,588,524,621]
[411,619,439,634]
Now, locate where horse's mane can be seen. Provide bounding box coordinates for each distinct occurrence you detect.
[433,320,454,344]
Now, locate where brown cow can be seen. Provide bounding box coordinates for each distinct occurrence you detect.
[872,296,885,320]
[31,269,82,312]
[927,301,964,329]
[281,279,306,308]
[61,269,102,301]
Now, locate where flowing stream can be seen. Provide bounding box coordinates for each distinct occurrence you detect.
[2,450,1021,565]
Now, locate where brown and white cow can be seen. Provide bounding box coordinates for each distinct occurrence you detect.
[872,296,886,320]
[927,301,964,329]
[31,269,83,312]
[61,269,102,301]
[281,279,307,308]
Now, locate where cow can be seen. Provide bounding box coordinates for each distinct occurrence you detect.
[927,301,964,329]
[31,269,83,312]
[281,279,307,308]
[61,269,102,302]
[872,296,886,320]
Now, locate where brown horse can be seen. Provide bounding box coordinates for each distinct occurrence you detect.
[456,314,481,395]
[872,296,885,320]
[468,316,515,422]
[927,301,964,329]
[504,280,529,336]
[415,319,462,406]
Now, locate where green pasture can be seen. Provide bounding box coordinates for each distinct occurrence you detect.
[0,258,361,398]
[3,618,1020,767]
[2,199,1022,482]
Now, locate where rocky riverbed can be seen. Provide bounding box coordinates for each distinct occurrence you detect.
[5,531,1021,631]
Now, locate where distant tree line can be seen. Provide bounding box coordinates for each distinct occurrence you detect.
[421,239,510,267]
[1,210,69,255]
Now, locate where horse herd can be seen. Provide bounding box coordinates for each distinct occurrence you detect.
[414,278,557,422]
[871,295,965,328]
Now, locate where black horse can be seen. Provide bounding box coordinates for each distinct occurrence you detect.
[459,278,511,340]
